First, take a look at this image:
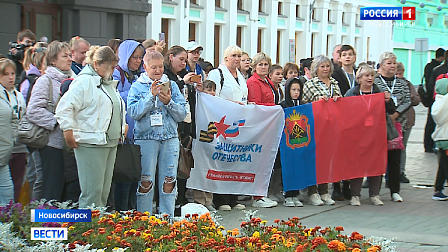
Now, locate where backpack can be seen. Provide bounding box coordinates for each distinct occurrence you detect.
[21,74,40,105]
[217,68,224,96]
[418,76,432,107]
[116,65,126,87]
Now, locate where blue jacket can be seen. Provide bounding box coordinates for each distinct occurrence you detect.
[113,40,145,139]
[186,63,205,79]
[127,73,187,141]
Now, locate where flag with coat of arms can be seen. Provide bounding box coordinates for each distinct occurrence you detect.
[186,93,284,196]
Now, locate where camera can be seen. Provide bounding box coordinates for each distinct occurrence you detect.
[8,41,34,62]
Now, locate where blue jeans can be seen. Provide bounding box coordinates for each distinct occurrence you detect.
[136,138,179,217]
[0,165,14,204]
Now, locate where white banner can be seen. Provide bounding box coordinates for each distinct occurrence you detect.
[186,93,284,196]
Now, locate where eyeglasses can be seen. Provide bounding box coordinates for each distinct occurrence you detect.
[189,50,202,55]
[241,58,252,63]
[130,56,143,61]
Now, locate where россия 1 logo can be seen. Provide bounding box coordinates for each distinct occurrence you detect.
[361,7,415,20]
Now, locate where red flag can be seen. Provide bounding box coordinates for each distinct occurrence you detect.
[313,93,387,183]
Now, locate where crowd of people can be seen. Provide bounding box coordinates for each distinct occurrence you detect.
[1,29,447,218]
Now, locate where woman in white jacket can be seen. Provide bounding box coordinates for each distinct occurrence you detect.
[431,77,448,201]
[56,46,127,208]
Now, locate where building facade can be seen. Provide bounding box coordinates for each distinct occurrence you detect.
[0,0,150,56]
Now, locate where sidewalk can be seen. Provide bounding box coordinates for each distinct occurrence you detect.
[216,104,446,251]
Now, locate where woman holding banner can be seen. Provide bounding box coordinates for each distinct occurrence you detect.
[302,55,340,206]
[207,45,248,211]
[345,65,394,206]
[374,52,411,203]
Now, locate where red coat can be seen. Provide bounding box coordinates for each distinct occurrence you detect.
[247,72,277,105]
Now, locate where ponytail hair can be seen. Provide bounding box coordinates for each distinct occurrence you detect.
[85,45,117,66]
[22,45,47,71]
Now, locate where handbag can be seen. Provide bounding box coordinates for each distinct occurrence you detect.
[18,76,54,149]
[386,113,399,140]
[418,76,433,107]
[178,136,194,179]
[113,139,142,182]
[387,122,404,150]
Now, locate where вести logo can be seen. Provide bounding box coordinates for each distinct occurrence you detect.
[284,110,311,149]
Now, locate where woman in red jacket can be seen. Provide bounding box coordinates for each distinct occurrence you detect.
[246,52,279,208]
[247,52,279,106]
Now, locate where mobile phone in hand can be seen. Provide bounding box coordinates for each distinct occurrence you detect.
[190,74,201,83]
[160,81,171,93]
[159,32,165,43]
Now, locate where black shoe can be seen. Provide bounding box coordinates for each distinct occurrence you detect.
[400,173,410,183]
[362,180,369,188]
[332,188,345,201]
[425,148,437,154]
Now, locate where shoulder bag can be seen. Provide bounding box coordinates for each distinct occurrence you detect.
[17,76,54,149]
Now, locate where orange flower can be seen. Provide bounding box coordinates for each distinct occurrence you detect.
[328,240,339,250]
[140,216,149,221]
[352,249,361,252]
[61,223,68,227]
[274,219,280,224]
[335,226,344,231]
[98,228,106,234]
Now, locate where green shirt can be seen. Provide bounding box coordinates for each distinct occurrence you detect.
[102,81,121,146]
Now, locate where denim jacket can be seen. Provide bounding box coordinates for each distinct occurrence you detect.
[127,73,187,141]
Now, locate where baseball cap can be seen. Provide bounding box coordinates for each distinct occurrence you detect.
[185,41,203,52]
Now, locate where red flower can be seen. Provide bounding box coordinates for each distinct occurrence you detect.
[335,226,344,231]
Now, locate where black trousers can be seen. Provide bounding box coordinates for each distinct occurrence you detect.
[424,107,436,151]
[213,194,238,208]
[388,149,401,196]
[39,146,65,202]
[434,149,448,192]
[114,182,138,211]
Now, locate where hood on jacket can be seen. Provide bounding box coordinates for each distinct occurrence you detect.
[136,72,170,85]
[45,66,74,82]
[77,64,119,89]
[435,78,448,95]
[282,77,303,107]
[117,40,144,73]
[26,64,41,76]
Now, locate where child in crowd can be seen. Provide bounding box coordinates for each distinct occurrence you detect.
[192,80,217,211]
[279,77,304,207]
[432,77,448,200]
[268,64,284,102]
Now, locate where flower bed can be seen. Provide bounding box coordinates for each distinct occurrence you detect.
[0,200,395,251]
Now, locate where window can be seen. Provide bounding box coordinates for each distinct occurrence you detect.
[326,35,331,56]
[296,5,300,18]
[259,0,263,12]
[312,8,316,20]
[237,0,243,10]
[190,0,196,4]
[161,18,169,54]
[328,10,331,22]
[278,2,283,15]
[21,1,62,41]
[311,33,315,57]
[276,30,281,63]
[428,17,434,27]
[342,13,346,24]
[214,25,220,67]
[257,29,262,52]
[189,23,196,42]
[215,0,221,8]
[237,26,242,48]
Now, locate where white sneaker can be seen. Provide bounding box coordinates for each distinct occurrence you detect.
[252,197,278,208]
[320,193,335,205]
[350,196,361,206]
[391,193,403,202]
[268,194,280,202]
[218,204,231,211]
[292,197,303,207]
[283,197,295,207]
[233,203,246,210]
[308,193,324,206]
[370,195,384,206]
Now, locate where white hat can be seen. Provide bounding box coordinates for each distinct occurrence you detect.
[185,41,203,52]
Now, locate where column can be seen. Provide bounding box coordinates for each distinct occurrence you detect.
[347,4,357,47]
[246,0,260,57]
[200,1,216,63]
[265,0,278,60]
[298,0,312,59]
[286,0,296,62]
[222,0,238,50]
[333,2,344,47]
[172,0,189,47]
[314,0,329,55]
[147,0,162,40]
